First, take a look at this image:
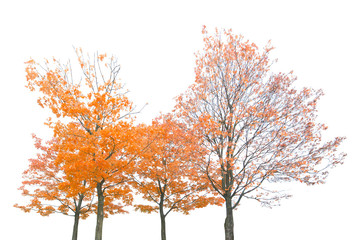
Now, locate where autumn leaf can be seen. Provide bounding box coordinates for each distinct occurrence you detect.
[175,26,346,240]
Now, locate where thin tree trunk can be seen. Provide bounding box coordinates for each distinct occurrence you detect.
[95,181,105,240]
[224,197,234,240]
[72,195,83,240]
[159,189,167,240]
[160,208,166,240]
[72,210,80,240]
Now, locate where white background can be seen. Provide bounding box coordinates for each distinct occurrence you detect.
[1,0,361,239]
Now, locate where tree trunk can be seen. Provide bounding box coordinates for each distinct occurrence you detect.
[95,181,105,240]
[72,210,80,240]
[72,195,83,240]
[224,197,234,240]
[160,209,166,240]
[158,181,167,240]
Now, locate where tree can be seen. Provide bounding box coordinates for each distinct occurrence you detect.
[14,135,95,240]
[132,115,222,240]
[25,49,139,240]
[175,27,346,240]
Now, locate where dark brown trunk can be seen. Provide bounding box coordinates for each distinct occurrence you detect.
[72,195,83,240]
[224,197,234,240]
[72,210,80,240]
[160,208,166,240]
[158,180,167,240]
[95,181,105,240]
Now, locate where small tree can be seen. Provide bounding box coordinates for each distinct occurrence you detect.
[14,135,95,240]
[25,49,139,240]
[175,27,346,240]
[132,115,222,240]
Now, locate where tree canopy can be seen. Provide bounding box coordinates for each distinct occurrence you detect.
[175,26,346,240]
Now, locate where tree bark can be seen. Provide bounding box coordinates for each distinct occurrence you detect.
[72,195,83,240]
[224,197,234,240]
[95,181,105,240]
[160,209,166,240]
[72,210,80,240]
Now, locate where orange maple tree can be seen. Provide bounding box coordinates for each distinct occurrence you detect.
[132,115,222,240]
[14,135,95,240]
[175,27,346,240]
[24,49,139,240]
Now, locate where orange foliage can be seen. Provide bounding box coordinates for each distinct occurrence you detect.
[14,135,95,218]
[24,49,140,239]
[132,115,222,216]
